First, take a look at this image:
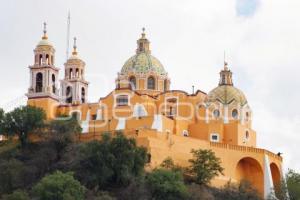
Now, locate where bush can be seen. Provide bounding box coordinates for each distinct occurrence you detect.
[146,168,188,200]
[33,171,86,200]
[1,190,30,200]
[212,180,261,200]
[0,159,24,195]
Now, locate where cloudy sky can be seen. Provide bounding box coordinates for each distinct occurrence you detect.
[0,0,299,171]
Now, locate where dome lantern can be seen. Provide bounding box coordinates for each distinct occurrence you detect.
[219,62,233,86]
[136,27,151,54]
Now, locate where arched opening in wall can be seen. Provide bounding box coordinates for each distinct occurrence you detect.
[246,112,250,121]
[35,73,43,93]
[129,76,136,90]
[270,163,281,198]
[39,54,43,65]
[164,79,168,91]
[52,74,56,94]
[213,109,220,119]
[76,68,79,78]
[46,54,50,65]
[66,86,72,103]
[235,157,264,196]
[81,69,83,78]
[69,69,73,79]
[51,55,54,65]
[232,109,239,120]
[147,76,155,90]
[81,87,85,103]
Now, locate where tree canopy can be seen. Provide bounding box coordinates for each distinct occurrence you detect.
[75,132,147,189]
[33,171,86,200]
[4,106,46,147]
[188,149,224,185]
[0,108,5,135]
[146,168,188,200]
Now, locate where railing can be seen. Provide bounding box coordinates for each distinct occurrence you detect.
[210,142,282,161]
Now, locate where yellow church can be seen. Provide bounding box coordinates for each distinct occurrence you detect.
[26,24,282,198]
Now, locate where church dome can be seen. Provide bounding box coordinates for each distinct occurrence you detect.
[121,52,166,75]
[206,62,248,106]
[207,85,247,106]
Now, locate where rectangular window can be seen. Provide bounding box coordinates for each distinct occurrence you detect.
[210,133,219,142]
[116,95,129,106]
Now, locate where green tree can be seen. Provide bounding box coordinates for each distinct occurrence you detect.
[33,171,86,200]
[0,108,5,135]
[76,132,147,189]
[188,149,224,185]
[286,169,300,200]
[4,106,46,147]
[0,159,24,195]
[46,118,81,160]
[146,168,188,200]
[1,190,30,200]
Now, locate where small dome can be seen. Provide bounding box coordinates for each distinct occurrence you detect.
[37,38,53,47]
[207,85,247,106]
[121,52,166,75]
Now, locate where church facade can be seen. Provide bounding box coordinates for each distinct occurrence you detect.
[26,24,282,198]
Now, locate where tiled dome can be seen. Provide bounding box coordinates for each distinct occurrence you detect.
[207,85,247,106]
[121,52,167,75]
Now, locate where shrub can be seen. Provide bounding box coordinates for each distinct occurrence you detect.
[1,190,30,200]
[33,171,86,200]
[146,168,188,200]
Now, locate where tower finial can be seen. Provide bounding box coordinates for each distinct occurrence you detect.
[141,27,146,38]
[72,37,77,55]
[224,50,228,70]
[42,22,48,39]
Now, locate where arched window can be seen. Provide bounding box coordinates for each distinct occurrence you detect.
[46,54,49,65]
[164,79,168,91]
[81,87,85,103]
[147,76,155,90]
[213,109,220,118]
[66,86,72,103]
[245,131,250,140]
[35,73,43,93]
[76,68,79,78]
[39,54,43,65]
[69,69,73,79]
[232,109,239,119]
[129,76,136,90]
[52,74,56,94]
[51,55,54,65]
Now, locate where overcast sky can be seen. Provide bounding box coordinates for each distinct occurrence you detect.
[0,0,299,171]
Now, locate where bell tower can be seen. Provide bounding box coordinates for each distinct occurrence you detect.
[26,23,60,119]
[61,37,89,104]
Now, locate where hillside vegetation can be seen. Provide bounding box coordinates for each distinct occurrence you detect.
[0,106,299,200]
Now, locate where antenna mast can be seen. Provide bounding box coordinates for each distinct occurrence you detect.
[66,11,71,61]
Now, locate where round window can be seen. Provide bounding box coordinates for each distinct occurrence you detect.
[232,109,238,119]
[213,109,220,118]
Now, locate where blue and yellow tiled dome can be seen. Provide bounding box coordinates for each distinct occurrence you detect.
[121,52,166,75]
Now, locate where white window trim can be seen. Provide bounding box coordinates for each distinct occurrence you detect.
[210,133,220,142]
[182,130,189,137]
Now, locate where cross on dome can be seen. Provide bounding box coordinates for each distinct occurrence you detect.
[42,22,48,40]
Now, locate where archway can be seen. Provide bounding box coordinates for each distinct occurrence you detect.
[235,157,264,196]
[270,163,281,197]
